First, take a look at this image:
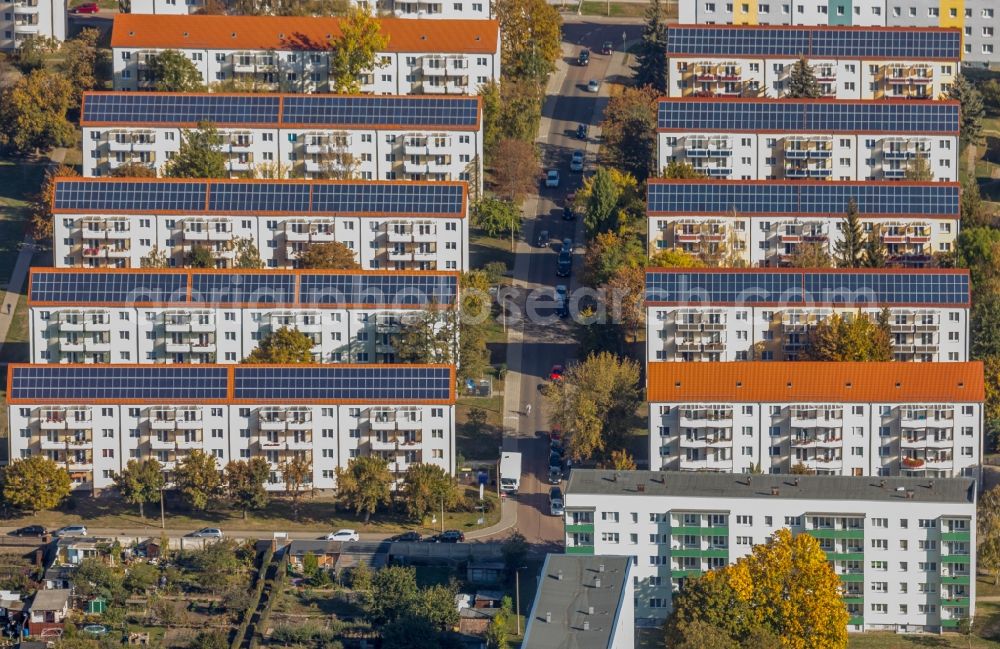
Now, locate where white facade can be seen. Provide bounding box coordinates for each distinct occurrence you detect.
[680,0,902,26]
[1,0,65,50]
[110,15,500,94]
[127,0,491,18]
[564,470,976,633]
[646,362,983,479]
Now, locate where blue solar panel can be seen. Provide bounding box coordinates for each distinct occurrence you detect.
[311,183,464,215]
[299,273,458,306]
[234,366,453,401]
[30,271,189,304]
[208,183,311,214]
[191,273,295,305]
[658,100,959,134]
[647,182,960,216]
[54,180,207,213]
[82,94,281,125]
[282,96,479,128]
[645,270,970,306]
[10,366,229,401]
[666,26,961,59]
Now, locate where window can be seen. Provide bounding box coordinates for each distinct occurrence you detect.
[736,536,752,545]
[601,532,619,543]
[919,519,937,529]
[871,539,888,550]
[602,512,619,523]
[736,515,752,525]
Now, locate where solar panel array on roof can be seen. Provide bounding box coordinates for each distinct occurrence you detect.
[647,182,960,216]
[208,183,311,214]
[644,270,970,305]
[299,273,458,306]
[666,26,960,59]
[30,271,189,304]
[191,273,296,305]
[281,96,479,127]
[10,366,229,401]
[233,366,452,401]
[82,94,281,125]
[54,180,207,213]
[310,183,464,215]
[658,100,959,133]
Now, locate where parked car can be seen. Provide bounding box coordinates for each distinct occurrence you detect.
[325,529,360,542]
[587,79,601,93]
[9,525,46,537]
[438,530,465,543]
[555,284,568,301]
[189,528,223,539]
[563,206,576,221]
[389,531,421,543]
[71,2,100,12]
[601,40,613,55]
[545,169,560,188]
[548,466,563,484]
[576,124,588,140]
[53,526,87,538]
[570,150,584,172]
[535,229,550,248]
[562,238,573,252]
[549,487,564,516]
[550,427,563,444]
[578,49,590,65]
[556,251,572,277]
[549,452,564,471]
[549,364,565,381]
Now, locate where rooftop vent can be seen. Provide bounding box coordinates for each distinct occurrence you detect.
[895,382,902,388]
[594,578,601,588]
[545,612,551,623]
[845,382,853,388]
[583,621,590,631]
[895,486,906,492]
[786,382,792,388]
[637,483,645,492]
[557,570,563,581]
[675,381,681,387]
[771,486,780,496]
[880,480,886,488]
[735,381,742,387]
[599,564,605,573]
[183,31,189,37]
[793,478,799,487]
[588,606,594,615]
[905,489,915,499]
[231,32,236,37]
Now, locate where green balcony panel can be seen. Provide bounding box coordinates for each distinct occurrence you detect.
[825,552,864,561]
[842,596,864,605]
[848,616,865,626]
[565,524,594,534]
[671,526,729,536]
[941,619,961,629]
[941,597,971,607]
[838,573,864,582]
[565,546,594,555]
[805,529,864,540]
[940,555,971,564]
[939,575,971,585]
[941,532,971,542]
[703,549,729,559]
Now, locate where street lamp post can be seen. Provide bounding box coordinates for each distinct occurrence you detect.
[515,564,528,635]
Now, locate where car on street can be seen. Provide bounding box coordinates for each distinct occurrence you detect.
[325,529,360,542]
[71,2,100,12]
[548,466,562,484]
[563,205,576,221]
[9,525,46,537]
[556,300,569,319]
[578,49,590,65]
[549,487,564,516]
[389,531,421,543]
[438,530,465,543]
[53,526,87,538]
[576,123,588,140]
[550,427,562,444]
[570,150,584,172]
[549,452,564,472]
[535,229,549,248]
[556,251,572,277]
[601,41,613,55]
[562,238,573,252]
[549,364,565,381]
[545,169,560,188]
[555,284,568,301]
[587,79,601,93]
[189,527,223,539]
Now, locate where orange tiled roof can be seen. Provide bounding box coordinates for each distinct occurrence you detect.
[646,362,984,403]
[111,14,499,53]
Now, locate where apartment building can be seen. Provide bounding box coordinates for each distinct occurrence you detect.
[0,0,65,50]
[51,177,471,270]
[678,1,999,66]
[646,362,983,478]
[27,268,459,364]
[80,93,483,185]
[657,98,959,181]
[645,268,970,363]
[648,180,959,267]
[110,15,500,94]
[128,0,491,18]
[7,364,456,492]
[564,470,976,633]
[666,25,959,99]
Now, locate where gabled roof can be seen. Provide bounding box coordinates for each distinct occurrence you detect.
[111,14,499,53]
[30,590,70,611]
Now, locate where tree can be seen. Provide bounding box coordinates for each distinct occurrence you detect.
[670,620,739,649]
[367,565,420,624]
[633,0,668,91]
[233,237,264,269]
[601,264,644,342]
[494,0,561,80]
[490,139,539,202]
[648,248,706,268]
[474,196,521,239]
[787,241,833,268]
[281,454,312,519]
[480,80,543,162]
[113,459,165,520]
[577,166,640,236]
[948,74,985,147]
[296,241,360,269]
[244,326,315,363]
[335,456,393,522]
[59,28,100,107]
[544,352,642,462]
[583,231,645,287]
[501,532,528,574]
[785,57,822,98]
[393,309,456,365]
[833,199,864,268]
[663,161,706,179]
[173,449,222,510]
[484,597,512,649]
[599,86,658,181]
[149,50,206,92]
[1,456,71,514]
[12,35,57,74]
[30,164,78,241]
[165,122,228,179]
[609,450,636,470]
[382,616,442,649]
[903,155,933,181]
[981,78,1000,116]
[789,462,816,475]
[862,230,887,268]
[109,161,157,178]
[983,357,1000,447]
[224,458,270,519]
[961,177,992,227]
[329,9,388,93]
[186,245,217,268]
[0,69,75,155]
[979,486,1000,585]
[141,247,170,269]
[803,311,893,362]
[401,464,455,521]
[188,631,228,649]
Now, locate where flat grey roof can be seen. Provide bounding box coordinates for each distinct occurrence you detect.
[522,554,630,649]
[566,470,975,505]
[30,589,70,611]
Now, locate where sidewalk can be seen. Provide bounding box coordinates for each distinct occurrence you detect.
[465,496,518,540]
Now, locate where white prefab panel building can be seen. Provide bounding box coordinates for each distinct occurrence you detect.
[666,26,959,100]
[27,268,459,364]
[647,180,960,267]
[644,268,970,363]
[51,178,471,271]
[127,0,492,17]
[110,15,500,94]
[0,0,65,50]
[646,362,983,479]
[7,364,456,492]
[657,98,959,181]
[564,470,976,633]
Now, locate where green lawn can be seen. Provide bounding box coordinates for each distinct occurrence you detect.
[470,229,515,272]
[0,160,45,282]
[0,294,30,365]
[579,1,649,17]
[457,394,504,464]
[849,634,1000,648]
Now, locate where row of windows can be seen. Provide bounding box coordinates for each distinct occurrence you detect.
[699,1,993,20]
[658,405,977,417]
[665,137,953,150]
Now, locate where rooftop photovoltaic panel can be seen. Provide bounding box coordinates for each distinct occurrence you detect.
[299,273,458,306]
[53,180,207,213]
[191,273,296,304]
[281,96,480,128]
[658,99,959,134]
[233,366,453,402]
[10,366,229,402]
[666,26,960,59]
[647,182,960,216]
[82,94,281,125]
[208,182,311,214]
[30,271,189,304]
[310,182,464,215]
[645,270,970,305]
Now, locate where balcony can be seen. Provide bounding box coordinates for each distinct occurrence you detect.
[388,249,413,262]
[403,161,429,175]
[150,437,175,451]
[183,220,233,241]
[13,21,40,33]
[387,228,413,243]
[84,338,112,353]
[412,227,437,243]
[370,415,398,431]
[12,1,39,12]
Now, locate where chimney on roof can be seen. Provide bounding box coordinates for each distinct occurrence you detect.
[583,621,590,631]
[595,578,601,588]
[557,570,563,580]
[545,612,551,623]
[880,479,886,488]
[928,480,934,489]
[905,490,915,499]
[637,483,646,492]
[771,486,780,496]
[599,564,605,573]
[793,478,799,487]
[588,606,594,615]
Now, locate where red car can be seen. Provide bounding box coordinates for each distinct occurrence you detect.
[72,3,100,13]
[549,364,564,381]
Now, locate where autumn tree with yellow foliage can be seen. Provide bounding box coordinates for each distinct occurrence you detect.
[664,529,848,649]
[802,310,893,362]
